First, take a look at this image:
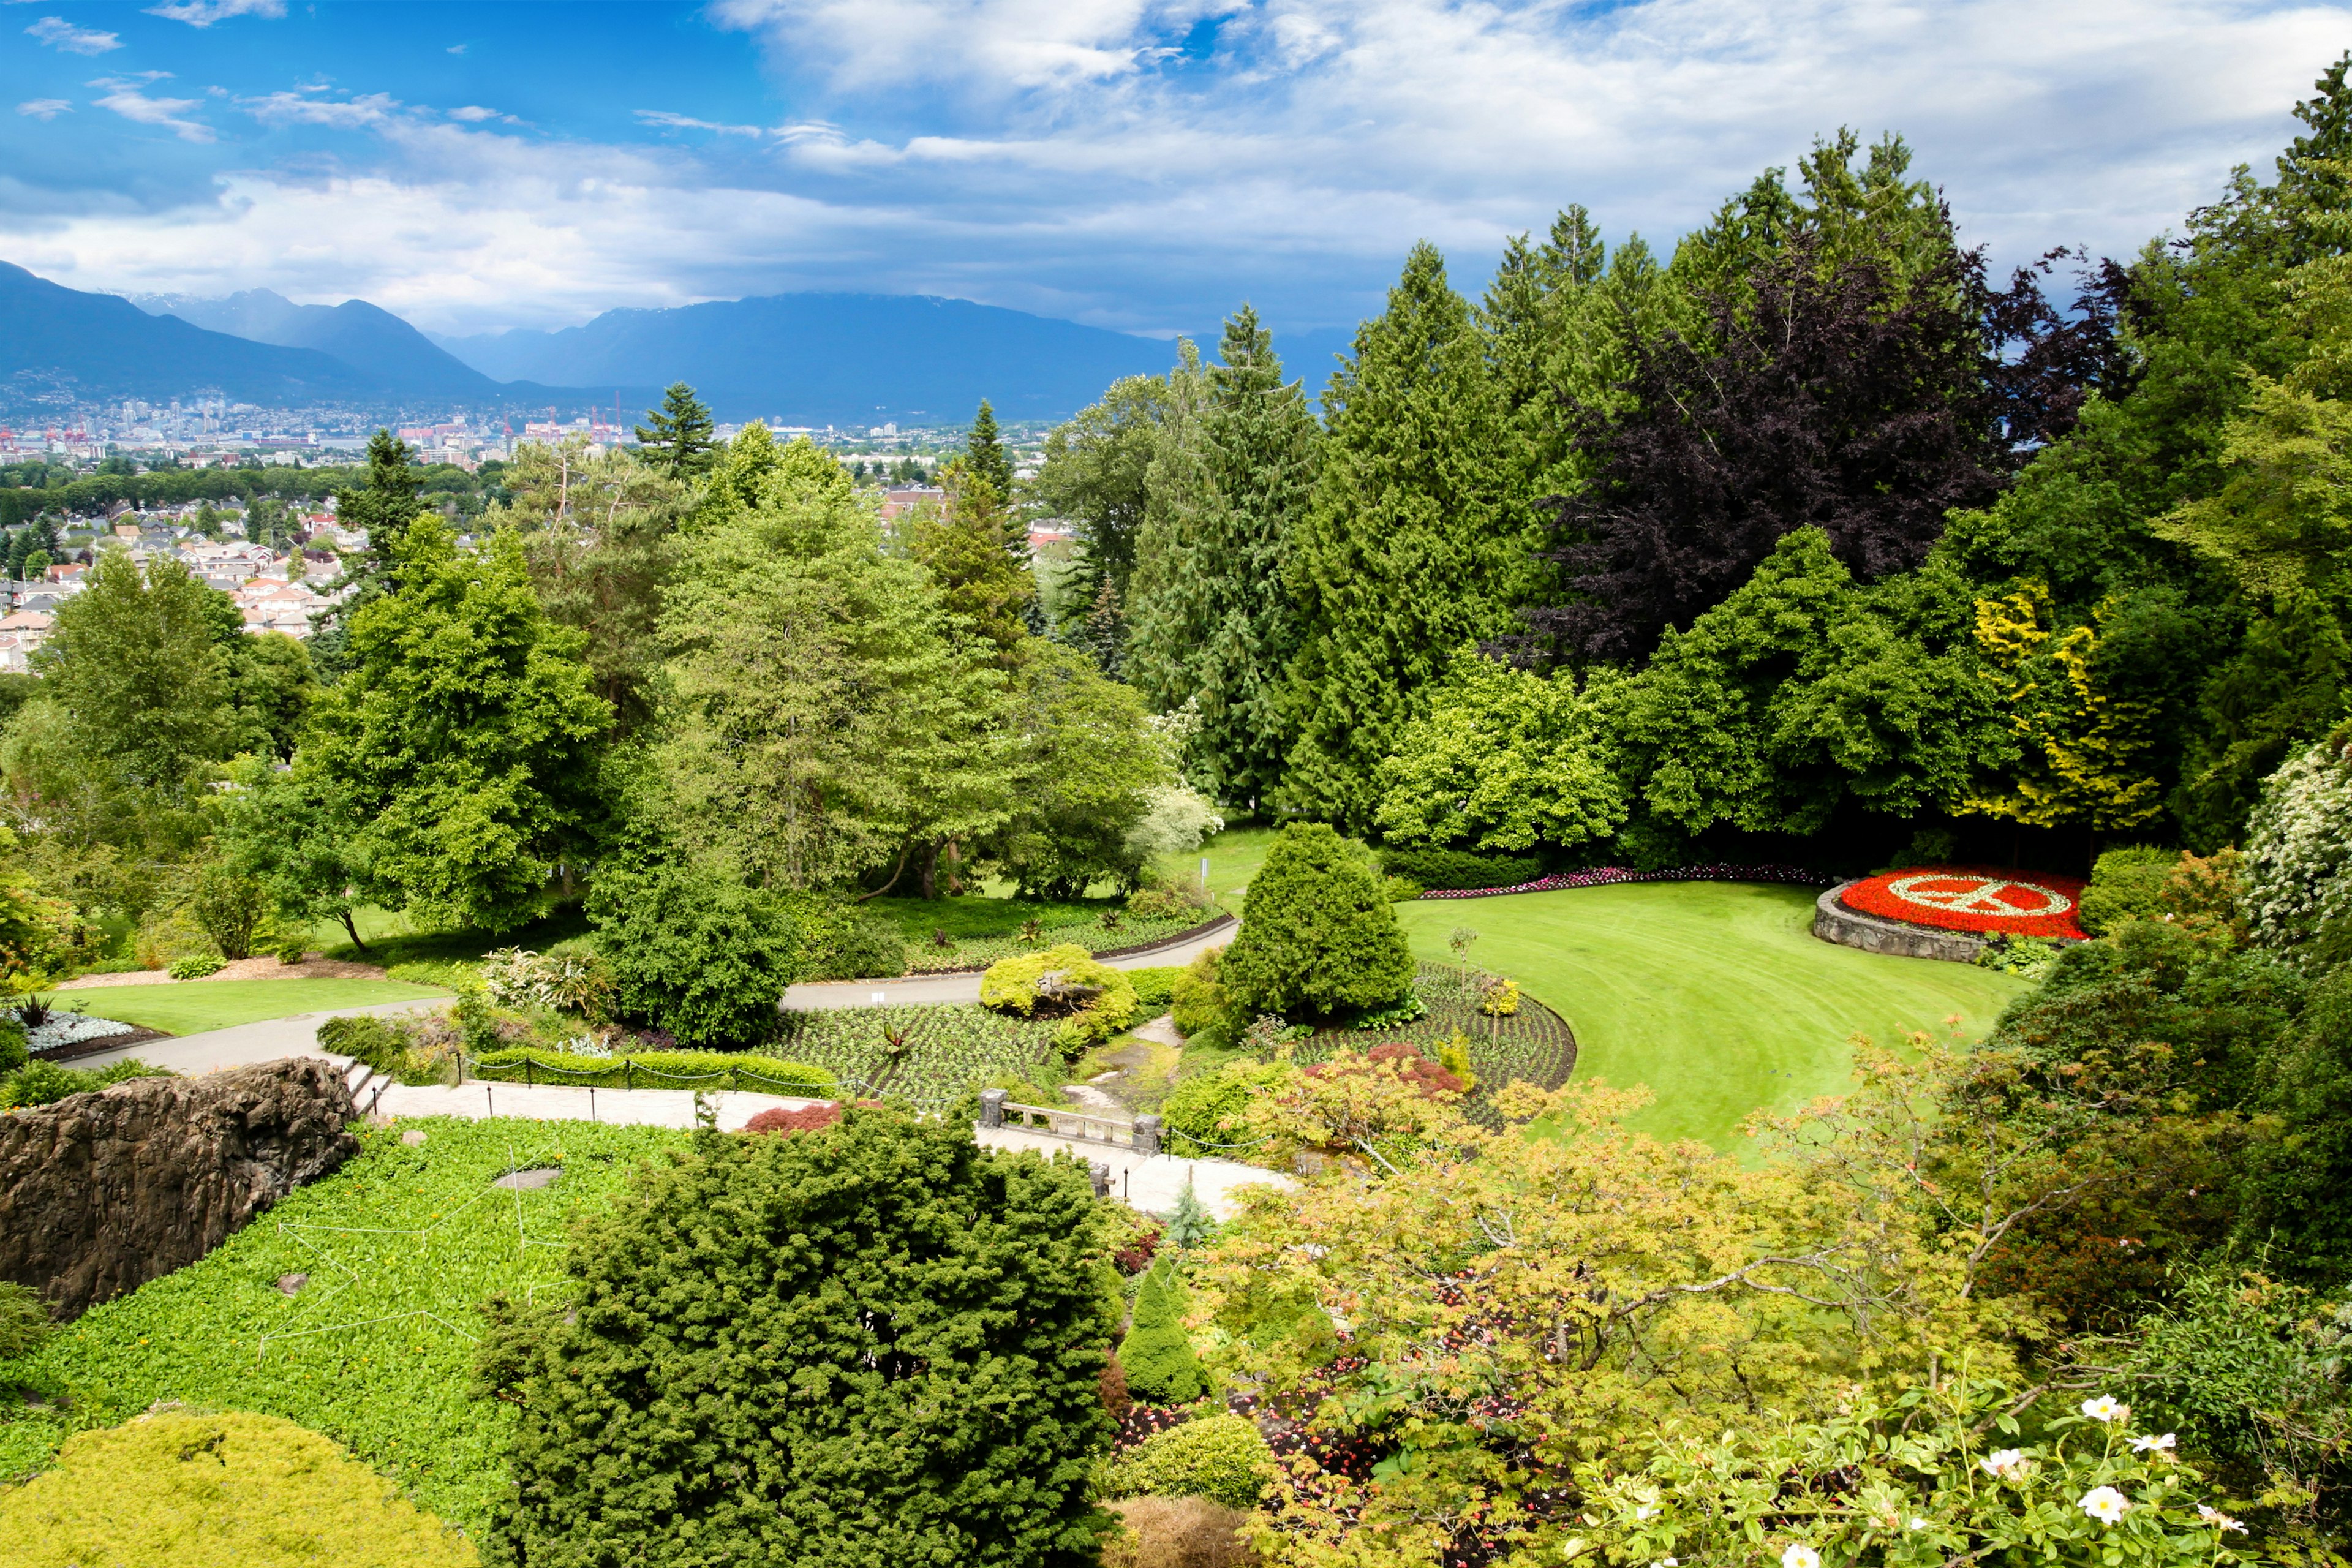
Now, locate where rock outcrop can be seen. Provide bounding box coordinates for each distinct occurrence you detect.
[0,1057,357,1319]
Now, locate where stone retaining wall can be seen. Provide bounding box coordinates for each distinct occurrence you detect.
[1811,883,1986,964]
[0,1057,357,1319]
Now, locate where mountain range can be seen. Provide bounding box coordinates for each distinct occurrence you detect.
[129,289,508,400]
[426,292,1189,423]
[2,260,1352,423]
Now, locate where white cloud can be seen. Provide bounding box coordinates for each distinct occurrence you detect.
[88,76,214,141]
[144,0,285,25]
[9,0,2352,341]
[15,98,72,119]
[447,42,467,56]
[24,15,121,53]
[448,105,500,123]
[707,0,1240,94]
[241,89,401,129]
[637,109,766,136]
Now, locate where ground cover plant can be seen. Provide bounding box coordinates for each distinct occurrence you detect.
[0,1116,691,1534]
[55,978,450,1036]
[0,1409,479,1568]
[1392,883,2024,1148]
[773,1001,1061,1104]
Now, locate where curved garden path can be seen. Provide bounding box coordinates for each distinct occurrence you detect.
[778,914,1235,1012]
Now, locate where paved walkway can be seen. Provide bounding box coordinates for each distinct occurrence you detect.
[366,1079,835,1132]
[973,1125,1292,1217]
[780,915,1235,1011]
[350,1084,1289,1217]
[64,998,451,1076]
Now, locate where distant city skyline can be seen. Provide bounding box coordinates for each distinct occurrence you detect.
[4,0,2350,342]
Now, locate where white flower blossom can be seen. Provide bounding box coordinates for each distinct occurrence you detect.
[1782,1545,1821,1568]
[1907,1518,1929,1531]
[2080,1395,2128,1424]
[2079,1486,2130,1525]
[1635,1505,1660,1521]
[2130,1433,2176,1454]
[2198,1506,2248,1534]
[1980,1448,2027,1479]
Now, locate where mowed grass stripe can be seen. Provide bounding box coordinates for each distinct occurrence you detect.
[1394,883,2027,1152]
[64,979,451,1037]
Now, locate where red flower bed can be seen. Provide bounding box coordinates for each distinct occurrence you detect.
[1840,865,2087,939]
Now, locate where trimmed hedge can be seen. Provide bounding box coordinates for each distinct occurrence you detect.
[469,1046,835,1095]
[1378,846,1545,892]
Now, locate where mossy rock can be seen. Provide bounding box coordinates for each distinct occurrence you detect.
[0,1409,477,1567]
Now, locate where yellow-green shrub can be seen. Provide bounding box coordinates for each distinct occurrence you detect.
[979,943,1139,1053]
[0,1409,477,1567]
[1105,1412,1276,1510]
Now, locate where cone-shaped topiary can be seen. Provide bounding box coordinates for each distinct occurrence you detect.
[1120,1262,1207,1406]
[1219,823,1415,1020]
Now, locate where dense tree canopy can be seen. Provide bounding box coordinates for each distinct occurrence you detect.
[302,516,611,932]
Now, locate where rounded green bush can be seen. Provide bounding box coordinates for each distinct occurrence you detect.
[1161,1060,1291,1157]
[586,853,807,1047]
[1106,1412,1275,1511]
[2079,845,2181,936]
[1219,824,1414,1022]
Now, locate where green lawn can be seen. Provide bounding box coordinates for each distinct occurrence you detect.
[64,979,450,1036]
[1186,824,1282,914]
[1394,883,2027,1152]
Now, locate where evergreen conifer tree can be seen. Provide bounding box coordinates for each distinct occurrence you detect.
[1186,307,1319,806]
[1218,822,1415,1020]
[1281,244,1525,827]
[911,459,1035,662]
[1119,1261,1207,1405]
[633,382,718,478]
[967,399,1015,497]
[309,429,425,676]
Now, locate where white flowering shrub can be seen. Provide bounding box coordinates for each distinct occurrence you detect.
[1553,1381,2250,1568]
[1124,783,1226,865]
[2242,729,2352,949]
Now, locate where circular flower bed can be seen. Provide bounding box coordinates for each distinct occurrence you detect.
[1839,865,2088,940]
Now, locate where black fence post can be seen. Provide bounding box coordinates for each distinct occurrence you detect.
[525,1057,534,1087]
[625,1059,633,1091]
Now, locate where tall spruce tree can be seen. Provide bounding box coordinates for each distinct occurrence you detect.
[1281,244,1524,827]
[633,382,718,478]
[1127,341,1215,709]
[966,399,1015,498]
[1186,307,1319,806]
[1027,374,1169,669]
[309,429,426,676]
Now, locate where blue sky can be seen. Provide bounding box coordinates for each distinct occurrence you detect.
[4,0,2350,343]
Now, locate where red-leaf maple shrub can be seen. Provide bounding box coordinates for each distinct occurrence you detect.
[1306,1042,1464,1098]
[743,1102,843,1136]
[1840,865,2087,939]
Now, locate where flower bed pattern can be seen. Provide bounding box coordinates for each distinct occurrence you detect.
[1416,862,1838,900]
[1838,865,2087,940]
[1290,963,1578,1132]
